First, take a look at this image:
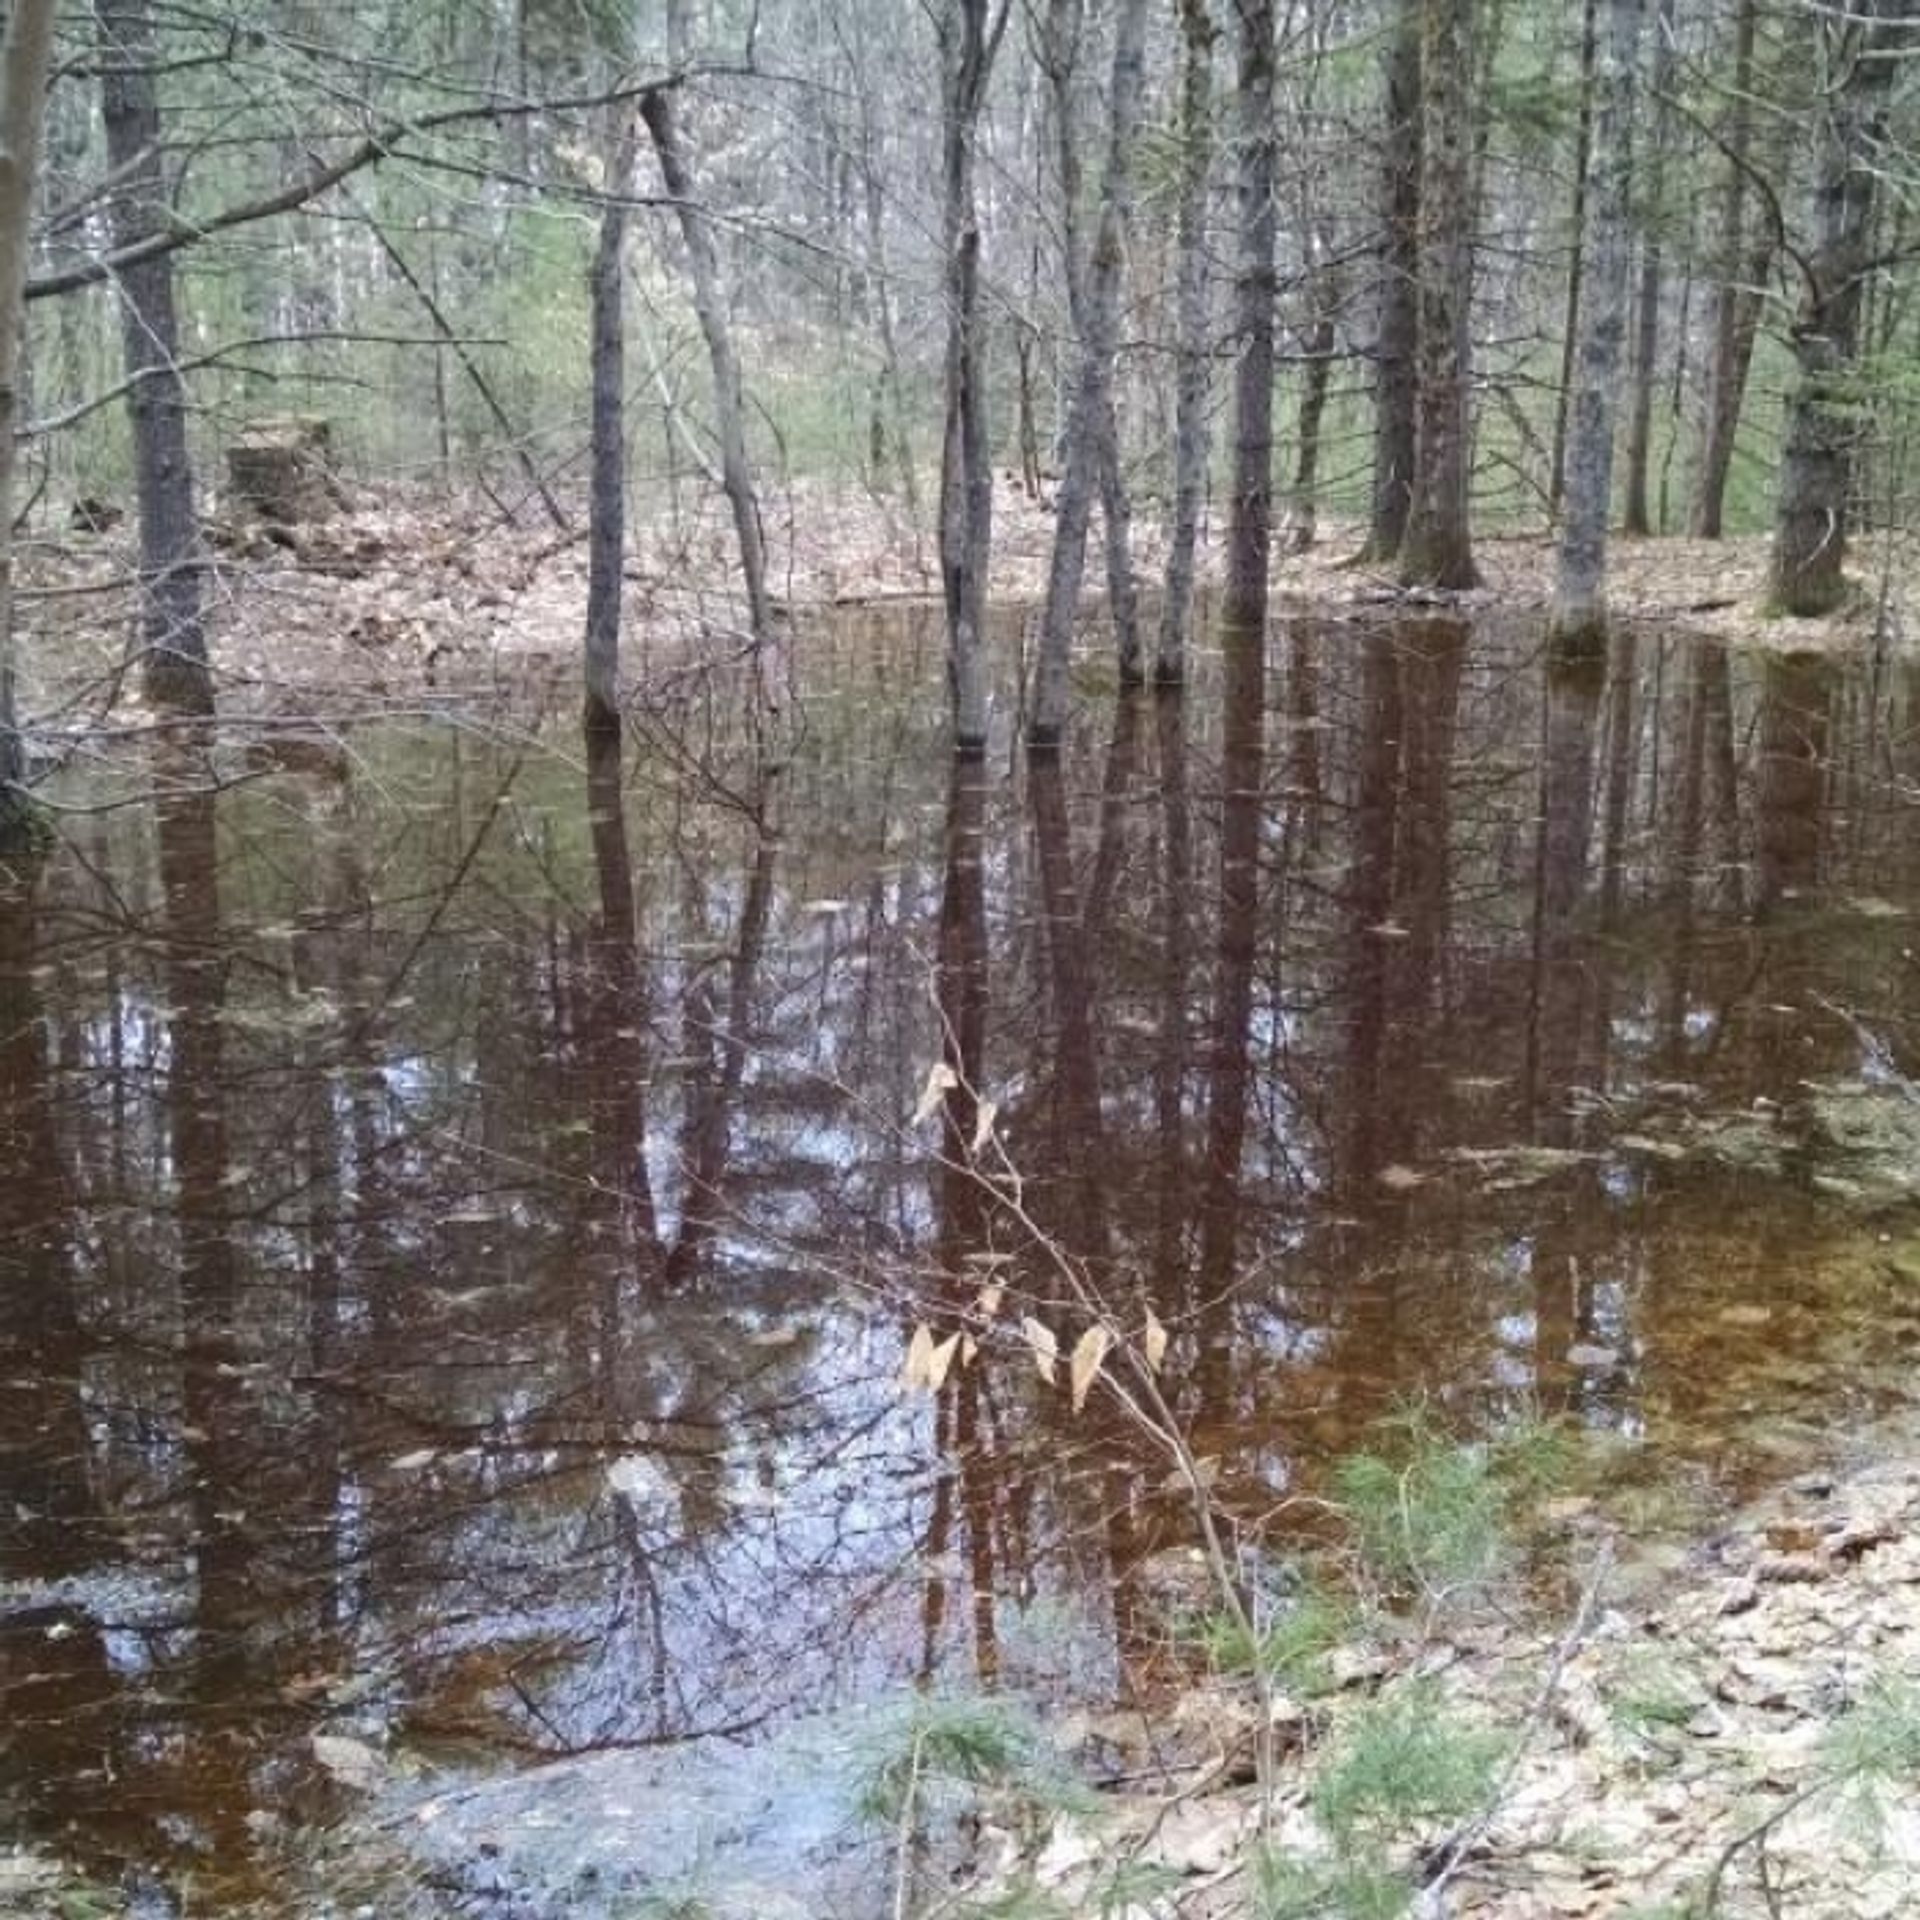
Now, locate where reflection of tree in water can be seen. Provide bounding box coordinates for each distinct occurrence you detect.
[7,620,1920,1887]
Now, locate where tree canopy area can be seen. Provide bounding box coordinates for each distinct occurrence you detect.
[0,0,1916,788]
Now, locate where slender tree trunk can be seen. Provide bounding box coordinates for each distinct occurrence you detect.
[1224,0,1277,641]
[0,0,57,851]
[937,0,1002,753]
[1771,0,1905,616]
[1622,0,1674,536]
[851,71,921,534]
[98,0,211,714]
[1284,245,1339,554]
[1099,413,1141,685]
[1364,0,1421,561]
[1030,0,1150,745]
[584,123,634,740]
[1400,0,1479,590]
[639,85,775,680]
[1157,0,1215,684]
[1548,0,1599,517]
[1691,0,1757,538]
[1550,0,1641,650]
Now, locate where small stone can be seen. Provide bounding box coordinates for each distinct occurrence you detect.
[1755,1553,1830,1585]
[1566,1343,1620,1370]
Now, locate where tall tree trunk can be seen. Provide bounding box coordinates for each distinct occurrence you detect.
[1038,0,1141,687]
[584,124,634,740]
[1771,0,1905,616]
[1197,0,1275,1307]
[1691,0,1758,538]
[858,132,921,531]
[1224,0,1277,641]
[639,83,775,691]
[1622,0,1675,536]
[938,0,1003,753]
[1030,0,1150,745]
[1099,411,1141,685]
[98,0,212,714]
[1157,0,1215,684]
[1400,0,1479,590]
[1284,242,1339,554]
[1548,0,1599,517]
[0,0,56,852]
[1550,0,1641,650]
[1364,0,1421,562]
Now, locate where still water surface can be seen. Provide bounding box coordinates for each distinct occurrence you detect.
[5,612,1920,1901]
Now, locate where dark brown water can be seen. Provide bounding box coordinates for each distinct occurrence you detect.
[6,611,1920,1903]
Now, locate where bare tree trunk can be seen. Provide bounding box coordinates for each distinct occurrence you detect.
[858,136,921,531]
[1100,414,1141,685]
[1363,0,1420,562]
[584,123,634,740]
[1157,0,1215,684]
[1223,0,1276,643]
[1400,0,1479,590]
[0,0,57,850]
[1691,0,1757,538]
[98,0,212,714]
[938,0,1003,753]
[1771,0,1905,616]
[1030,0,1150,745]
[1548,0,1598,518]
[1037,0,1142,689]
[639,83,775,681]
[1550,0,1641,650]
[1284,240,1340,554]
[1622,0,1674,536]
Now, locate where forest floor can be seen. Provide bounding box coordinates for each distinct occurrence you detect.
[17,482,1914,739]
[994,1434,1920,1920]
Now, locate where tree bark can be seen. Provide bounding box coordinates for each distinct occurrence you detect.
[938,0,1003,753]
[1223,0,1277,642]
[1364,0,1421,562]
[1691,0,1758,539]
[1037,0,1143,690]
[639,85,775,685]
[584,123,634,740]
[1030,0,1150,745]
[98,0,212,714]
[1156,0,1215,684]
[1548,0,1599,518]
[1284,241,1339,554]
[1770,0,1905,616]
[1400,0,1479,590]
[857,123,921,531]
[1550,0,1641,651]
[1622,0,1674,536]
[0,0,57,849]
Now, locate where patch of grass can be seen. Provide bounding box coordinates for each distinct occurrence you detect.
[1089,1860,1186,1916]
[857,1693,1091,1827]
[1334,1405,1573,1602]
[1251,1848,1414,1920]
[1311,1679,1508,1851]
[953,1882,1074,1920]
[1606,1652,1707,1740]
[1822,1673,1920,1846]
[1197,1575,1354,1696]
